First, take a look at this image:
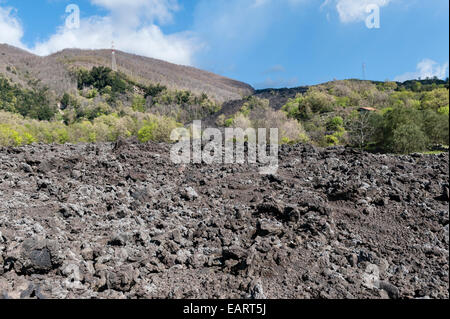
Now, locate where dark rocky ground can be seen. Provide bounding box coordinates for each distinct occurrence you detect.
[0,139,448,299]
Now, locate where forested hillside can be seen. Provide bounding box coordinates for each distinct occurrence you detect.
[0,44,253,101]
[214,79,449,154]
[1,64,221,146]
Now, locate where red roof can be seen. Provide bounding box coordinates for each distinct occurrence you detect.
[358,107,377,112]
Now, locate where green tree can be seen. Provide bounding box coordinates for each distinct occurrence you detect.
[422,109,449,145]
[132,95,146,112]
[138,122,158,142]
[391,124,428,154]
[326,116,344,131]
[420,88,449,110]
[0,124,23,146]
[302,89,335,114]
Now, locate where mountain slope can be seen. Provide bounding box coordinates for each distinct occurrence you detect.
[0,44,254,102]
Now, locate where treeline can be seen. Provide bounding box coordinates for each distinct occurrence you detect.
[348,106,448,154]
[217,78,448,153]
[0,76,56,121]
[278,79,449,153]
[1,66,219,125]
[0,66,219,147]
[216,96,309,144]
[70,66,220,123]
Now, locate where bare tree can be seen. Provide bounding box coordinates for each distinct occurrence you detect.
[347,111,377,150]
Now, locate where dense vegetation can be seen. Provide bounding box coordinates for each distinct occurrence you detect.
[0,77,56,121]
[217,78,448,153]
[216,96,309,144]
[0,65,449,154]
[0,110,179,147]
[0,66,220,146]
[70,66,220,123]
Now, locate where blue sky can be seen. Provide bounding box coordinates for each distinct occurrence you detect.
[0,0,448,89]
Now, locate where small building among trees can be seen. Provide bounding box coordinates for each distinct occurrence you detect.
[358,107,377,113]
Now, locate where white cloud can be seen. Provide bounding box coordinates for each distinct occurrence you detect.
[394,59,449,82]
[337,0,391,23]
[321,0,392,23]
[31,15,198,65]
[252,0,307,8]
[0,6,25,48]
[264,65,286,74]
[91,0,179,27]
[0,1,200,66]
[1,0,310,66]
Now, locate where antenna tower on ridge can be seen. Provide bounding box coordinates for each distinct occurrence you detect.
[111,41,117,72]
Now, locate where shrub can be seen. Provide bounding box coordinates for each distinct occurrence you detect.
[22,133,35,144]
[420,88,449,110]
[131,95,146,112]
[281,90,335,120]
[138,122,158,143]
[336,96,350,108]
[0,124,23,146]
[324,135,339,146]
[422,109,449,145]
[302,89,336,114]
[0,110,182,146]
[377,81,398,92]
[215,114,226,126]
[144,83,167,98]
[137,116,180,143]
[327,116,344,131]
[232,114,252,130]
[224,118,234,127]
[437,105,449,115]
[282,95,302,119]
[250,108,309,144]
[86,88,98,99]
[363,105,448,153]
[175,91,192,105]
[55,128,69,144]
[279,119,309,144]
[240,97,269,117]
[391,124,428,154]
[69,121,97,143]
